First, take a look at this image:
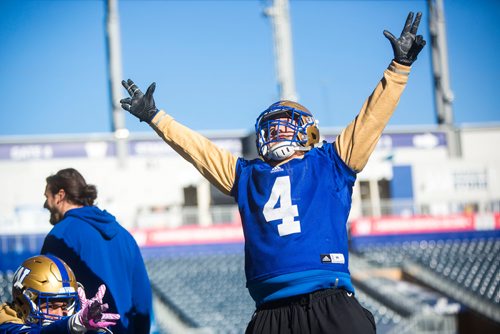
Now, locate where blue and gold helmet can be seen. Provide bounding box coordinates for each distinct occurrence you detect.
[255,100,320,161]
[12,255,79,326]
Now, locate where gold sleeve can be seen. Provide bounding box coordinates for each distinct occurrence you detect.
[335,61,410,172]
[150,111,238,196]
[0,303,24,324]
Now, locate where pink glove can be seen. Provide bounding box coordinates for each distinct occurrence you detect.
[77,284,120,330]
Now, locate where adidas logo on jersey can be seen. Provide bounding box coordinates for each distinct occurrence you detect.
[321,253,345,264]
[270,166,284,173]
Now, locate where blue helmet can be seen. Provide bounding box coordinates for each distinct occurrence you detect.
[12,255,80,327]
[255,100,320,161]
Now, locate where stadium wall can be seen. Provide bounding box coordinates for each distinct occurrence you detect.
[0,125,499,238]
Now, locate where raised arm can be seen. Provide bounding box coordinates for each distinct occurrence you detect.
[120,80,238,195]
[335,12,426,172]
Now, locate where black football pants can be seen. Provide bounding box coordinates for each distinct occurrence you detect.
[245,288,376,334]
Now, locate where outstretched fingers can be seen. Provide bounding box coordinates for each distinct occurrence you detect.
[128,79,142,96]
[410,12,422,35]
[121,79,142,97]
[383,29,397,44]
[121,80,131,94]
[89,312,120,328]
[145,82,156,98]
[100,313,120,322]
[93,284,106,303]
[77,287,88,305]
[401,12,414,35]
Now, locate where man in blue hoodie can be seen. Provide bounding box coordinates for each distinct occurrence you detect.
[40,168,153,334]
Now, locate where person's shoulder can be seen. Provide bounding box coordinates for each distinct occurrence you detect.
[48,217,72,235]
[308,141,355,173]
[58,207,89,224]
[238,156,265,166]
[235,156,268,172]
[49,208,97,236]
[307,141,334,158]
[113,223,141,244]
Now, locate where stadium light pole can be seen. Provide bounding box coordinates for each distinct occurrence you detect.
[428,0,462,158]
[105,0,129,167]
[264,0,298,101]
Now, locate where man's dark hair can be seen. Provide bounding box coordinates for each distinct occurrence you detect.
[46,168,97,206]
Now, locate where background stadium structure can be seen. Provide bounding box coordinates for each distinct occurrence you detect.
[1,124,499,333]
[1,0,499,333]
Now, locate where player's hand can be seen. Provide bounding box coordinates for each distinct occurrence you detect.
[120,79,159,123]
[75,284,120,331]
[383,11,426,66]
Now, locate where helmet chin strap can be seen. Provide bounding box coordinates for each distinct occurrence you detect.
[267,142,311,161]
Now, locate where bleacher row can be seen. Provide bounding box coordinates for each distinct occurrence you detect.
[143,237,499,333]
[1,236,499,333]
[146,253,254,333]
[144,250,461,334]
[0,271,14,306]
[352,237,500,307]
[146,253,412,333]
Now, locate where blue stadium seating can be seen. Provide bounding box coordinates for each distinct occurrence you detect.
[143,244,438,333]
[353,237,500,312]
[0,271,14,304]
[145,251,255,333]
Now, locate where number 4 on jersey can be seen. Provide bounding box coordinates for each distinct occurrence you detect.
[263,176,301,236]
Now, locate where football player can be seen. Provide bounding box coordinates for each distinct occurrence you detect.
[121,12,425,333]
[0,255,119,333]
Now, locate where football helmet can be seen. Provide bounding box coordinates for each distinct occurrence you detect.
[255,100,320,161]
[11,255,79,326]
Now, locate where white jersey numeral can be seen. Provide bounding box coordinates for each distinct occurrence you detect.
[263,176,301,236]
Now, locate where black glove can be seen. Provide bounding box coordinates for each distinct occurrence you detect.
[384,12,426,66]
[120,79,159,123]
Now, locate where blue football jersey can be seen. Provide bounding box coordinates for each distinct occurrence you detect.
[232,142,356,302]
